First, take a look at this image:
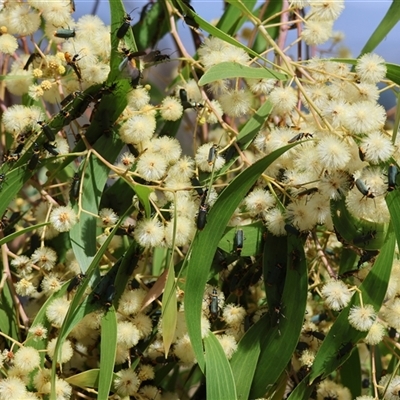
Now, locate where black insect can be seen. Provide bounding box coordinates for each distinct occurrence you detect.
[67,273,85,297]
[23,53,41,71]
[179,88,203,110]
[196,190,208,230]
[362,378,370,389]
[388,164,398,192]
[353,229,377,245]
[305,330,325,341]
[249,262,263,286]
[182,1,199,29]
[28,143,40,171]
[296,187,318,197]
[65,52,82,81]
[54,28,76,39]
[272,302,285,335]
[266,263,285,287]
[310,312,328,324]
[118,48,146,71]
[287,132,313,143]
[222,143,238,162]
[92,258,122,304]
[99,82,118,97]
[116,9,136,39]
[336,341,353,359]
[129,74,142,89]
[358,147,366,161]
[389,327,397,339]
[14,141,25,155]
[296,341,309,352]
[92,275,112,303]
[60,91,81,107]
[0,173,6,190]
[59,107,74,125]
[207,144,218,165]
[37,121,55,141]
[3,150,20,164]
[284,223,301,237]
[338,269,359,280]
[191,177,204,196]
[115,224,135,236]
[355,178,374,199]
[43,142,59,156]
[69,172,81,202]
[209,288,220,320]
[234,229,244,256]
[333,226,346,245]
[184,14,199,29]
[357,250,379,268]
[290,249,301,271]
[102,284,116,308]
[143,50,170,63]
[213,248,228,270]
[197,204,207,230]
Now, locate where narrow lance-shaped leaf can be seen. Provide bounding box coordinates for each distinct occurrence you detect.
[185,143,298,371]
[204,332,237,400]
[198,62,287,86]
[98,308,117,399]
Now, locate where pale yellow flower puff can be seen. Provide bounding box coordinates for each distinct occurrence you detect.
[49,206,77,232]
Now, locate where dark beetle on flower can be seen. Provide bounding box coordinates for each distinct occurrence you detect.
[116,9,137,40]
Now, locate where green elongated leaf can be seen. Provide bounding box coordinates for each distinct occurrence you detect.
[204,332,237,400]
[331,197,388,250]
[0,166,31,219]
[262,235,287,310]
[252,0,282,52]
[238,100,273,144]
[132,184,152,218]
[218,221,264,257]
[108,0,139,81]
[70,134,123,273]
[198,62,287,86]
[359,1,400,56]
[0,279,20,343]
[216,0,257,36]
[338,247,358,276]
[66,369,101,388]
[387,63,400,86]
[132,1,169,50]
[386,189,400,246]
[230,315,266,399]
[98,307,117,399]
[152,247,168,276]
[0,222,48,246]
[185,143,297,371]
[250,235,307,398]
[224,0,253,19]
[162,265,177,356]
[287,380,314,400]
[340,347,362,398]
[309,226,395,383]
